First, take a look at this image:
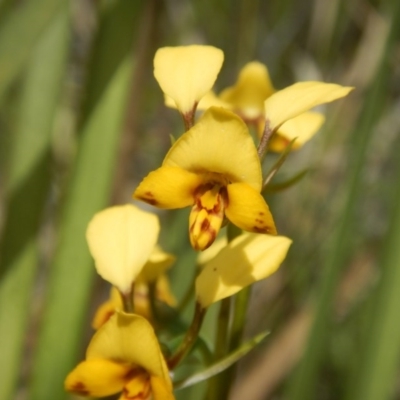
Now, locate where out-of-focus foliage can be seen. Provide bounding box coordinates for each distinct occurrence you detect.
[0,0,399,399]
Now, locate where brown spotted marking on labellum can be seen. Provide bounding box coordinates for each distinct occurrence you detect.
[189,184,227,250]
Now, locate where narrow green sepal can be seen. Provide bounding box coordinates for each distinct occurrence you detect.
[262,138,297,188]
[174,330,269,390]
[264,168,309,193]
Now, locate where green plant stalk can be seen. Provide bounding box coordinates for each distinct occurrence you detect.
[226,224,249,352]
[0,9,69,400]
[210,285,252,400]
[229,286,251,352]
[286,1,400,398]
[29,2,142,399]
[206,224,245,399]
[207,297,232,400]
[168,302,207,369]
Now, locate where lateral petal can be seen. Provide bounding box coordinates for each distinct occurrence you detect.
[196,233,292,307]
[134,166,202,209]
[225,183,276,234]
[270,111,325,151]
[65,358,129,397]
[264,81,353,130]
[154,45,224,114]
[86,205,159,293]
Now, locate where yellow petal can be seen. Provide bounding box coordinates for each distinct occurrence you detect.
[65,359,130,397]
[86,205,160,293]
[137,246,176,283]
[87,311,172,388]
[154,45,224,114]
[156,274,177,307]
[167,91,231,111]
[197,236,228,266]
[195,233,292,307]
[270,111,326,152]
[133,282,152,320]
[219,61,275,120]
[196,90,232,110]
[163,107,262,191]
[151,375,176,400]
[264,81,353,130]
[225,183,276,234]
[133,166,202,209]
[92,287,122,330]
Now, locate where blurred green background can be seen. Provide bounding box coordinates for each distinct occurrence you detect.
[0,0,399,399]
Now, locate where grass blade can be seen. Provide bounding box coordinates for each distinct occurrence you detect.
[29,2,142,399]
[285,1,400,398]
[0,9,70,400]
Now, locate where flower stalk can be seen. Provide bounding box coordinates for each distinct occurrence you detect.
[119,285,134,314]
[257,118,273,160]
[167,301,207,369]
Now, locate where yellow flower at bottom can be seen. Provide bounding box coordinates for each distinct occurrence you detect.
[133,107,277,251]
[65,312,174,400]
[195,232,292,308]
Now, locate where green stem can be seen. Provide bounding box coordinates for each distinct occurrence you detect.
[177,269,197,313]
[229,286,251,351]
[168,302,207,369]
[207,297,232,400]
[215,298,232,358]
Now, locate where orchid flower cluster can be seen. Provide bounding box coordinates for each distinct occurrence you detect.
[65,45,352,400]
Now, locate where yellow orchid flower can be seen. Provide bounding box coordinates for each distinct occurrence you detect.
[195,232,292,308]
[154,45,224,119]
[133,107,277,251]
[196,61,352,150]
[86,204,160,294]
[65,311,174,400]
